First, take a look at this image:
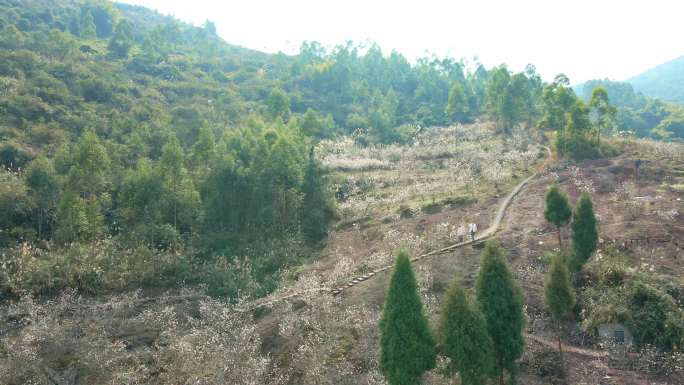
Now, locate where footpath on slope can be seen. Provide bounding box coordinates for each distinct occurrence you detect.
[324,171,538,296]
[252,144,554,307]
[317,145,553,298]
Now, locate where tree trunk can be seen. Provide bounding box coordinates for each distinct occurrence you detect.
[173,179,177,230]
[499,357,504,385]
[38,208,43,239]
[558,320,566,384]
[557,226,562,249]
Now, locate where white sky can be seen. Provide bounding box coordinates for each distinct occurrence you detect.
[117,0,684,84]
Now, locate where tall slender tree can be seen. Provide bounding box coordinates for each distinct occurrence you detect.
[161,134,184,229]
[80,11,97,39]
[589,86,617,146]
[108,20,134,59]
[571,192,598,269]
[440,278,494,385]
[544,184,572,249]
[476,240,525,385]
[301,147,334,243]
[380,250,436,385]
[545,252,575,379]
[25,156,59,238]
[445,81,468,123]
[266,87,290,121]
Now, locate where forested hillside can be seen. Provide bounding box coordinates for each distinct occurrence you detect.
[0,0,681,302]
[578,79,684,138]
[1,2,683,384]
[629,55,684,104]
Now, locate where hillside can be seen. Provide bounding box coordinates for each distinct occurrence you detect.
[574,78,684,138]
[2,127,683,384]
[1,1,683,385]
[629,55,684,104]
[0,0,556,302]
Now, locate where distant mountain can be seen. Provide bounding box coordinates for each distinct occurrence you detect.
[628,55,684,104]
[574,79,647,109]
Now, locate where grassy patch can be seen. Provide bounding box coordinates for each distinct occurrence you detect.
[421,195,477,214]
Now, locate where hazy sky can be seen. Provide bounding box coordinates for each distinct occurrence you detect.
[118,0,683,84]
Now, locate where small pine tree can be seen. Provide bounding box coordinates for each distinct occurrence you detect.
[571,192,598,269]
[380,250,436,385]
[440,278,494,385]
[545,252,575,375]
[544,184,572,249]
[476,240,525,385]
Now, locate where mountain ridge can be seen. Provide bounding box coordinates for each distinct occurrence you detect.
[627,54,684,103]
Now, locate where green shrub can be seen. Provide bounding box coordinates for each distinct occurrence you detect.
[441,196,477,207]
[421,201,442,214]
[578,248,684,351]
[398,204,414,218]
[628,282,684,351]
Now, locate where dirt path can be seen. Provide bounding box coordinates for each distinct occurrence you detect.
[324,171,539,296]
[243,146,555,307]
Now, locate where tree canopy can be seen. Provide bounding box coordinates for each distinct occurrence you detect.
[476,240,525,385]
[571,192,598,268]
[380,249,436,385]
[544,184,572,249]
[440,278,494,385]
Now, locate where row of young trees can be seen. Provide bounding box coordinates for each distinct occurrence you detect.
[543,184,599,377]
[377,186,600,385]
[379,241,525,385]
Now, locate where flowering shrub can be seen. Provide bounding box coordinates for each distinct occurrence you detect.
[320,124,542,220]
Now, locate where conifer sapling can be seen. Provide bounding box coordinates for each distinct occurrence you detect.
[380,249,436,385]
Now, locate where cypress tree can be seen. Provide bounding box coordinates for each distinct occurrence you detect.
[571,192,598,269]
[440,278,494,385]
[380,250,436,385]
[301,147,334,244]
[545,253,575,377]
[476,240,525,385]
[544,184,572,249]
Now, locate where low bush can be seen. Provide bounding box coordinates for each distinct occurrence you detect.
[398,204,414,218]
[523,349,566,384]
[0,239,294,302]
[441,195,477,207]
[578,248,684,352]
[628,282,684,351]
[421,196,476,214]
[421,200,442,214]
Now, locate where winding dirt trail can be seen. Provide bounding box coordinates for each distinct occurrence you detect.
[251,146,552,308]
[323,145,553,296]
[323,172,539,296]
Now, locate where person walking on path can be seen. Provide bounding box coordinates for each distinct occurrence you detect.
[468,223,478,241]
